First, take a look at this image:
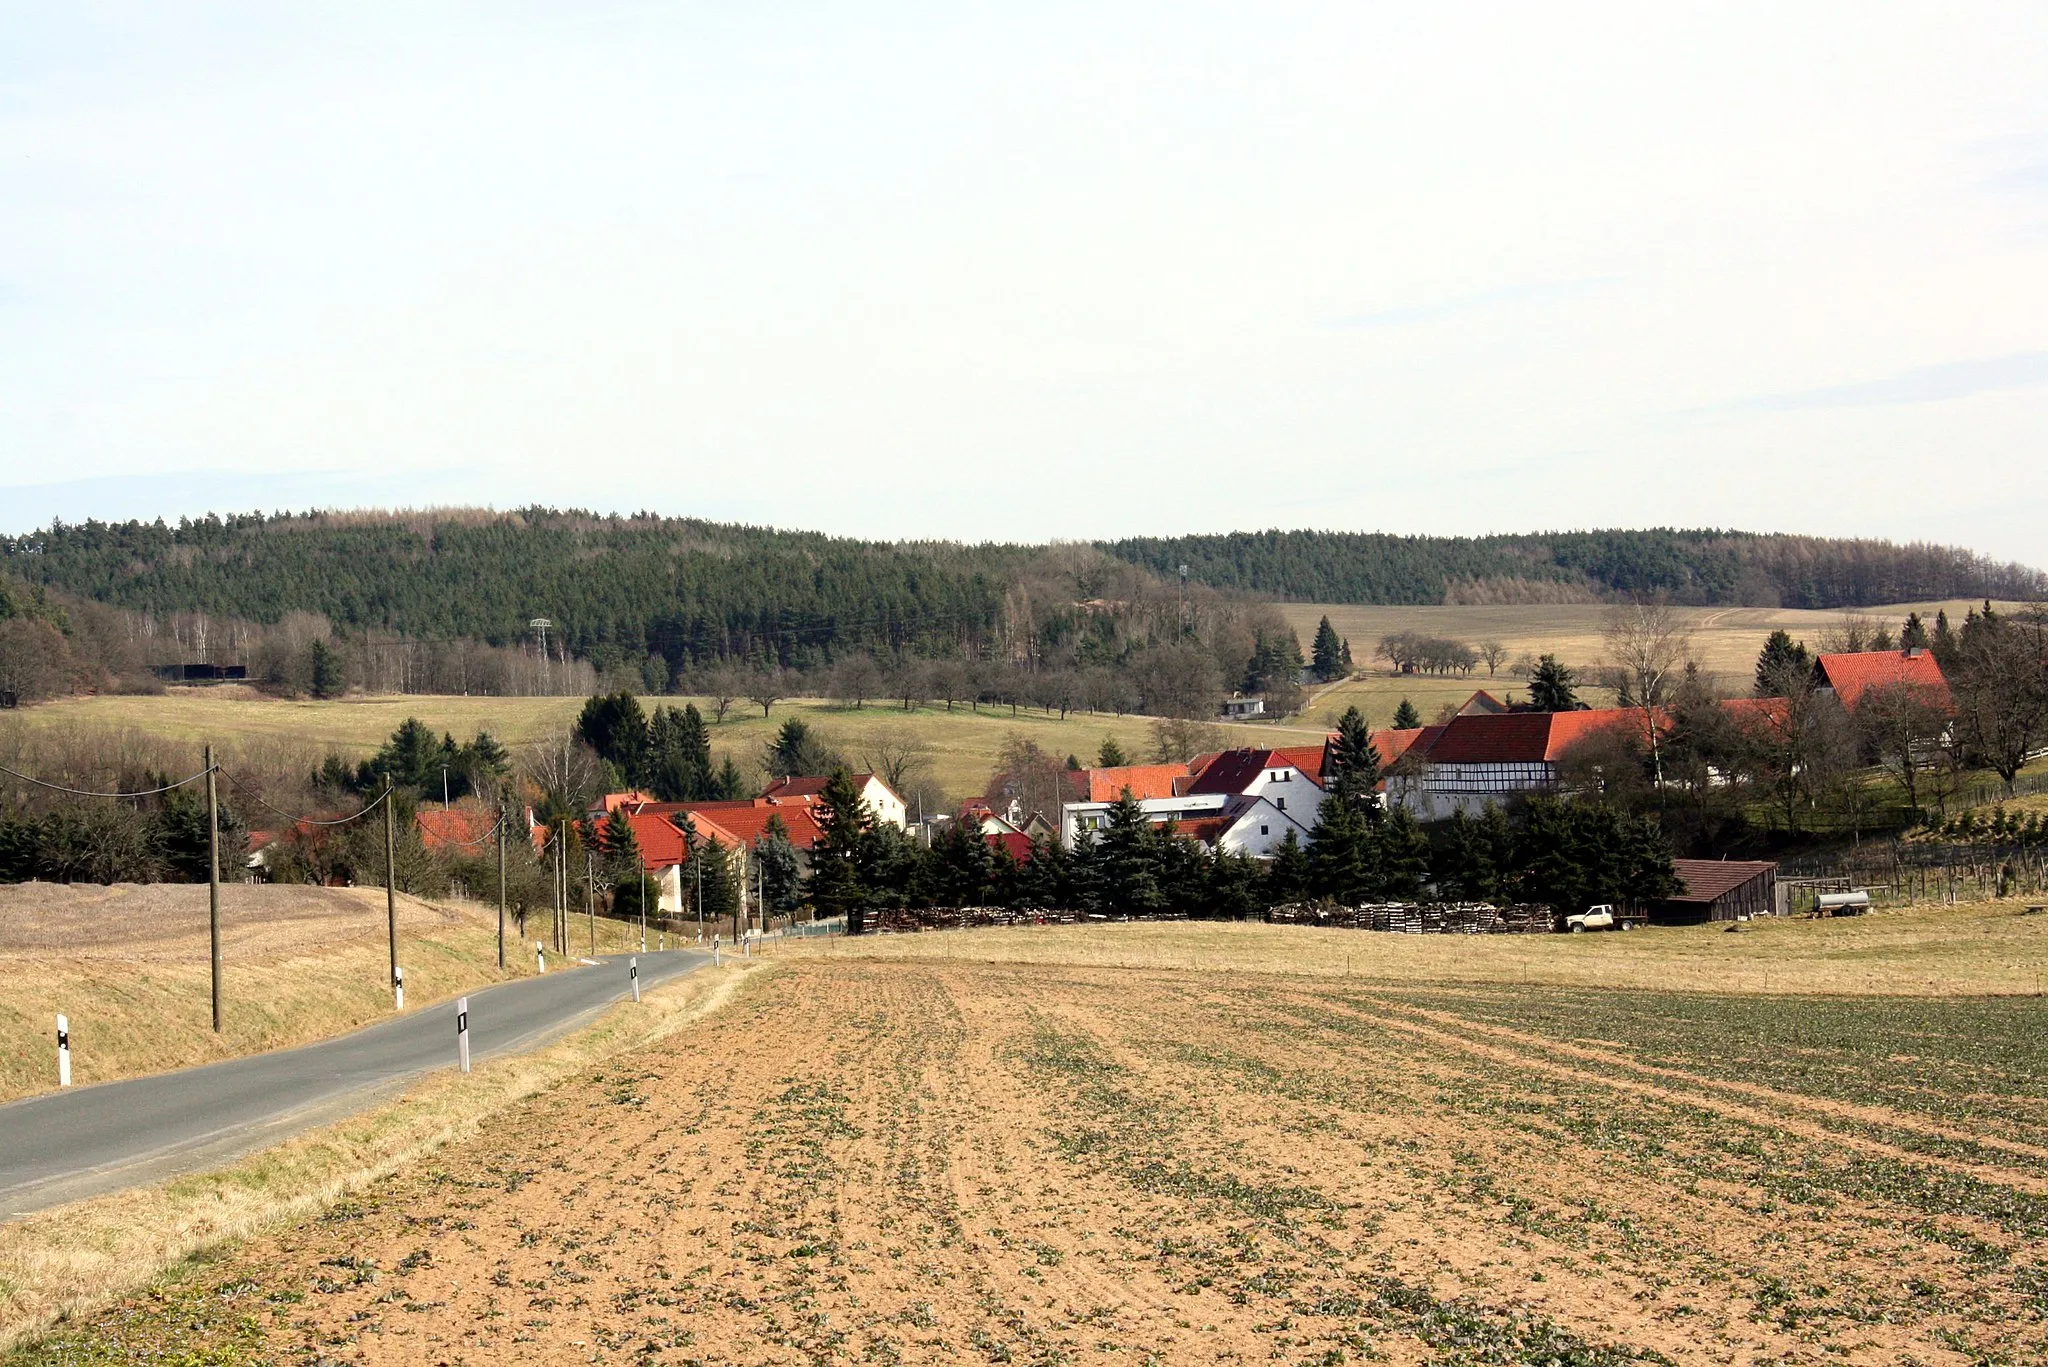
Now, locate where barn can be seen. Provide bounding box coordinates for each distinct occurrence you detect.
[1653,859,1778,925]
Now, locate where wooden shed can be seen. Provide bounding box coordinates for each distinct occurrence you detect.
[1653,859,1778,925]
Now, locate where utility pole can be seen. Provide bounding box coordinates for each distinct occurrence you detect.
[383,774,398,999]
[554,827,567,954]
[442,764,450,810]
[496,786,508,970]
[586,849,596,957]
[205,745,222,1033]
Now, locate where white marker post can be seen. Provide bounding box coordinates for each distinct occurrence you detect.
[629,956,640,1003]
[394,965,405,1012]
[536,942,546,973]
[456,997,471,1073]
[56,1014,71,1088]
[658,932,665,952]
[712,935,721,967]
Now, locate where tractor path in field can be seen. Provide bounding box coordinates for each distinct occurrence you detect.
[0,950,707,1219]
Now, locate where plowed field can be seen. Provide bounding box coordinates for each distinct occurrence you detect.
[18,958,2048,1365]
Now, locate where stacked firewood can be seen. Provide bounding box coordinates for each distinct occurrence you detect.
[1267,901,1557,934]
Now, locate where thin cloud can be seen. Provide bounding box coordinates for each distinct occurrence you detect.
[1711,350,2048,414]
[1328,276,1617,329]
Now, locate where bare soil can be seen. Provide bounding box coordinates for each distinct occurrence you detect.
[24,959,2046,1365]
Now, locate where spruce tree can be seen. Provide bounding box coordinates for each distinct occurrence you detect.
[1527,655,1580,712]
[308,638,346,699]
[697,838,739,926]
[1391,698,1422,730]
[1311,615,1345,682]
[1306,796,1373,904]
[1753,631,1810,697]
[1267,828,1311,904]
[1325,705,1383,820]
[1096,736,1128,768]
[755,814,804,916]
[1098,791,1166,914]
[807,768,874,931]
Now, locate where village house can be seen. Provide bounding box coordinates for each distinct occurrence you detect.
[1057,791,1313,858]
[762,773,910,828]
[1380,708,1658,819]
[1812,647,1951,711]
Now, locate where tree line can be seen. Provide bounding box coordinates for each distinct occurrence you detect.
[1104,528,2046,608]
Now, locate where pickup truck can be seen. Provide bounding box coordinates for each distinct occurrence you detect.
[1565,904,1633,932]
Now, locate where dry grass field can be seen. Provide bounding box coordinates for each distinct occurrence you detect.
[0,693,1295,802]
[0,882,644,1103]
[1280,599,2015,724]
[14,913,2048,1365]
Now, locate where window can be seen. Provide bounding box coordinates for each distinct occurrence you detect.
[1260,824,1269,835]
[1276,797,1286,811]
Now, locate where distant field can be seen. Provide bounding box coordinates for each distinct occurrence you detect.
[1279,598,2011,719]
[0,693,1296,802]
[785,900,2048,996]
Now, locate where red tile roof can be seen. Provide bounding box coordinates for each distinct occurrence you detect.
[619,809,696,868]
[985,831,1035,863]
[1421,709,1656,765]
[1814,650,1950,710]
[1668,859,1776,903]
[1083,764,1189,802]
[1184,748,1329,796]
[764,774,888,800]
[1368,726,1439,767]
[672,800,824,851]
[1271,745,1330,784]
[416,806,499,853]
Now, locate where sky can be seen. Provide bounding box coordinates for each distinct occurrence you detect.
[2,2,2046,564]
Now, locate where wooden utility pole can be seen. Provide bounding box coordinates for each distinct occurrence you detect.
[205,744,222,1033]
[496,787,508,970]
[383,774,398,996]
[585,849,596,957]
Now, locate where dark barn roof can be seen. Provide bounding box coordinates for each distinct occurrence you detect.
[1668,859,1777,903]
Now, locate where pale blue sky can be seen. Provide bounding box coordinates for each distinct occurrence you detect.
[3,3,2046,563]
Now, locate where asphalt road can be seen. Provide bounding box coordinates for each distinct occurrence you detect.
[0,949,707,1219]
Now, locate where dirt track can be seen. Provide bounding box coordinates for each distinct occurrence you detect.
[25,960,2048,1365]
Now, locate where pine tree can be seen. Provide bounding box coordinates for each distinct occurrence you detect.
[308,638,346,699]
[1340,637,1352,669]
[1899,612,1929,650]
[934,810,996,905]
[1267,828,1311,904]
[1325,705,1382,820]
[1096,736,1128,768]
[1527,655,1580,712]
[1097,791,1166,914]
[1311,615,1345,682]
[1931,609,1958,671]
[1753,631,1810,697]
[1391,698,1422,730]
[807,767,874,931]
[697,838,739,925]
[1376,807,1431,899]
[755,814,804,915]
[1306,795,1372,904]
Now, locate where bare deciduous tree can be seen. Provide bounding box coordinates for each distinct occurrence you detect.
[1477,640,1508,677]
[860,732,935,799]
[1602,599,1695,790]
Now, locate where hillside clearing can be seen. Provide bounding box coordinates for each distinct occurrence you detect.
[0,882,643,1103]
[1279,598,2015,718]
[0,694,1296,800]
[18,953,2046,1365]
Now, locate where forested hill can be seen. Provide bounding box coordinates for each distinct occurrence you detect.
[1100,529,2046,609]
[3,512,2039,669]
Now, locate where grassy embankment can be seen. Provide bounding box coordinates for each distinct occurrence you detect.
[0,960,756,1355]
[0,883,646,1104]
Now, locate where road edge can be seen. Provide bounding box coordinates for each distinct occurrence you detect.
[0,959,769,1355]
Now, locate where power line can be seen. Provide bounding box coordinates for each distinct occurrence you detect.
[215,769,392,828]
[0,762,214,800]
